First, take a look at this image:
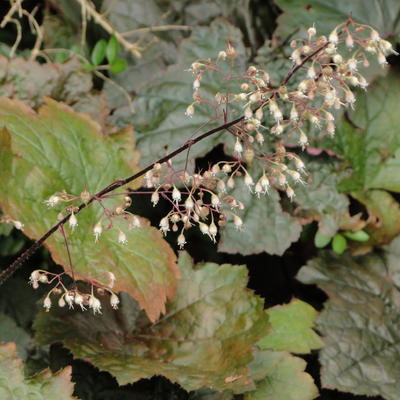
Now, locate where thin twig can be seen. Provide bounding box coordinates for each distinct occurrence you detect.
[76,0,142,58]
[0,0,23,28]
[121,25,192,37]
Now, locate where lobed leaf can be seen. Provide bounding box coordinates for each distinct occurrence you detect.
[219,180,301,256]
[111,19,246,170]
[33,252,269,392]
[0,342,78,400]
[297,238,400,399]
[274,0,400,41]
[257,299,323,354]
[0,97,178,322]
[244,350,318,400]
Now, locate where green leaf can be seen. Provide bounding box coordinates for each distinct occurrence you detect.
[333,71,400,193]
[332,234,347,254]
[274,0,400,41]
[0,97,179,322]
[109,58,127,74]
[0,313,32,360]
[245,350,318,400]
[0,55,109,126]
[112,19,246,170]
[297,239,400,399]
[54,52,69,64]
[0,342,78,399]
[343,230,370,242]
[314,231,331,248]
[219,181,302,256]
[257,299,323,354]
[34,252,269,392]
[352,190,400,244]
[106,36,120,64]
[91,39,107,66]
[293,160,349,237]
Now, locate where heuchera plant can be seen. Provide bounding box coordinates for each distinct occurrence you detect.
[1,17,396,316]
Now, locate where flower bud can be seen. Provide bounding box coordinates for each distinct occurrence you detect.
[307,25,316,38]
[172,186,181,203]
[185,104,195,117]
[69,212,78,231]
[43,296,51,311]
[234,138,243,155]
[185,196,194,210]
[233,215,243,229]
[110,293,120,309]
[118,230,127,244]
[151,191,160,206]
[177,233,186,249]
[328,28,338,44]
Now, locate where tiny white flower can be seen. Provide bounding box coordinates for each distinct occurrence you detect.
[30,270,40,283]
[58,296,66,308]
[177,233,186,249]
[151,191,160,207]
[377,52,387,66]
[347,58,358,72]
[211,193,220,209]
[345,34,354,48]
[107,272,116,288]
[199,222,209,235]
[185,196,194,210]
[110,293,120,309]
[328,28,339,44]
[244,106,253,119]
[74,293,86,311]
[93,223,102,242]
[307,66,316,79]
[65,292,74,309]
[233,215,243,230]
[290,104,299,121]
[118,230,127,244]
[370,30,380,41]
[332,54,343,64]
[13,220,24,230]
[69,212,78,231]
[185,104,195,117]
[260,174,270,192]
[244,174,254,189]
[307,25,316,38]
[344,89,356,106]
[286,186,295,201]
[88,296,102,314]
[234,138,243,155]
[43,296,51,311]
[255,108,263,121]
[44,195,60,208]
[172,186,181,203]
[218,50,227,60]
[159,217,170,234]
[208,222,218,242]
[299,130,309,149]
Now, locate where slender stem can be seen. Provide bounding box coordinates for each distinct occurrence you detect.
[0,39,330,286]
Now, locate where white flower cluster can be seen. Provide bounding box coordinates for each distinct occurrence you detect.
[30,270,119,314]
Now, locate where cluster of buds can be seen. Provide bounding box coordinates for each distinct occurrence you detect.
[44,189,142,245]
[182,17,397,217]
[145,160,251,247]
[30,269,119,314]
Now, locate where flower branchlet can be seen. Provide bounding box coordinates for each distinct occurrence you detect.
[28,17,395,315]
[29,268,120,314]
